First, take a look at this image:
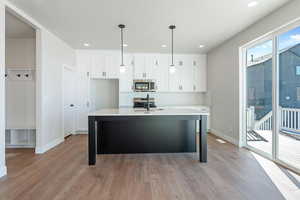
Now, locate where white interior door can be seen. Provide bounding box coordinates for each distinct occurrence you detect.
[63,66,76,137]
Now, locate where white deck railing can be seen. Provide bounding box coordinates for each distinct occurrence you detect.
[247,106,300,133]
[281,107,300,132]
[255,111,273,130]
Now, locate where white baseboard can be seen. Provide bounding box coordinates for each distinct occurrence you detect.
[0,165,7,178]
[35,137,64,154]
[75,130,87,134]
[209,128,239,146]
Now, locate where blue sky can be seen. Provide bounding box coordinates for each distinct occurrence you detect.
[247,26,300,62]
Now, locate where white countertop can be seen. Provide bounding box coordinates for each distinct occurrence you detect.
[88,106,210,117]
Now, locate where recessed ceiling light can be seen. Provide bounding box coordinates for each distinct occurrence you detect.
[123,44,128,47]
[83,43,90,47]
[199,44,205,48]
[161,44,167,48]
[248,1,258,7]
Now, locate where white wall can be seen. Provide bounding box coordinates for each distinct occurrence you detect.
[5,38,35,68]
[36,29,76,153]
[0,1,76,155]
[207,0,300,145]
[90,79,119,110]
[0,1,7,178]
[120,92,206,107]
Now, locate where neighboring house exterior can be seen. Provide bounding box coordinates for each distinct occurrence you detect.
[247,43,300,120]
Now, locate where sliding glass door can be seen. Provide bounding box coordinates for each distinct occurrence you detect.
[243,22,300,172]
[277,26,300,170]
[245,39,273,156]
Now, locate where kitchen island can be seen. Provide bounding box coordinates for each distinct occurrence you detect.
[88,107,209,165]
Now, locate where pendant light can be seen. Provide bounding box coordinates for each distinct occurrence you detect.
[118,24,126,72]
[169,25,176,73]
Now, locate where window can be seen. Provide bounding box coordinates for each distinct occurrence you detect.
[297,87,300,101]
[296,66,300,75]
[248,87,255,100]
[242,21,300,172]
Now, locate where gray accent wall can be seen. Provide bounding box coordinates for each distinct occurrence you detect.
[207,0,300,145]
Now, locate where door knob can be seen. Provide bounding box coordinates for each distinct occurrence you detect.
[70,104,74,107]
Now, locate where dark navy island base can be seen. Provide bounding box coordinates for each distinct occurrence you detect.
[88,115,207,165]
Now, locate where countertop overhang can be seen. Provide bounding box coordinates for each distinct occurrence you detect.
[88,107,210,117]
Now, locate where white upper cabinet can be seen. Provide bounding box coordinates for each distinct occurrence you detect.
[91,53,106,78]
[192,55,207,92]
[89,51,123,79]
[76,50,206,93]
[133,54,146,79]
[168,55,206,92]
[147,54,169,92]
[76,51,92,75]
[133,54,169,91]
[119,54,134,92]
[181,56,194,92]
[169,55,193,92]
[168,55,182,92]
[106,54,120,79]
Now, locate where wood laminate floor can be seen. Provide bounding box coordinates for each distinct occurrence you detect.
[0,134,299,200]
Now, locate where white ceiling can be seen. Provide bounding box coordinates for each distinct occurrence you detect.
[5,11,35,38]
[7,0,291,53]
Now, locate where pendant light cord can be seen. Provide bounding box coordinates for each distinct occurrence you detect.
[169,25,176,66]
[118,24,125,66]
[121,27,124,66]
[172,28,174,66]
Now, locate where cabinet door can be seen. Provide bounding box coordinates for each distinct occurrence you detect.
[193,55,207,92]
[150,55,169,92]
[168,56,182,92]
[145,55,157,79]
[181,56,194,92]
[91,53,106,79]
[119,54,134,92]
[133,54,146,79]
[76,51,92,75]
[106,54,120,79]
[193,58,201,92]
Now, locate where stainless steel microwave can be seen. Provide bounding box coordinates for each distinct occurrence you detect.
[133,80,157,92]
